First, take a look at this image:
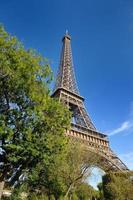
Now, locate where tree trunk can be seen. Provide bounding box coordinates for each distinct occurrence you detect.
[0,181,5,199]
[47,189,51,200]
[64,183,73,199]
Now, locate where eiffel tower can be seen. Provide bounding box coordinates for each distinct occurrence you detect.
[52,31,128,172]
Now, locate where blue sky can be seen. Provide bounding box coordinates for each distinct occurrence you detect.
[0,0,133,179]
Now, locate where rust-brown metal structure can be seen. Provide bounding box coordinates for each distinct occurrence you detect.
[52,32,128,172]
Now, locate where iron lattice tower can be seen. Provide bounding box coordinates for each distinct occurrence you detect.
[52,32,128,171]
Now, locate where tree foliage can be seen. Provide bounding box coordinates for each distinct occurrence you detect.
[75,182,99,200]
[97,182,104,200]
[102,171,133,200]
[25,140,100,199]
[62,140,101,199]
[0,25,71,193]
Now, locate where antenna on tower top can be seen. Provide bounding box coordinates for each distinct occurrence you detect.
[66,29,68,35]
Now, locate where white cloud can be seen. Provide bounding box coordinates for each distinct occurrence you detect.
[108,120,133,136]
[107,101,133,136]
[119,152,133,170]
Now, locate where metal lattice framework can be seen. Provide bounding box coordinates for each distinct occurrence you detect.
[52,32,128,172]
[54,32,79,95]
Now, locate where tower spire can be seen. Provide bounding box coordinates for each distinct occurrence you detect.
[54,32,79,95]
[65,29,68,35]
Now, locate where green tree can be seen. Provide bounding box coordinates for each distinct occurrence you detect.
[102,171,133,200]
[97,182,104,200]
[62,141,100,199]
[0,25,71,198]
[75,182,99,200]
[24,140,100,200]
[26,139,69,200]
